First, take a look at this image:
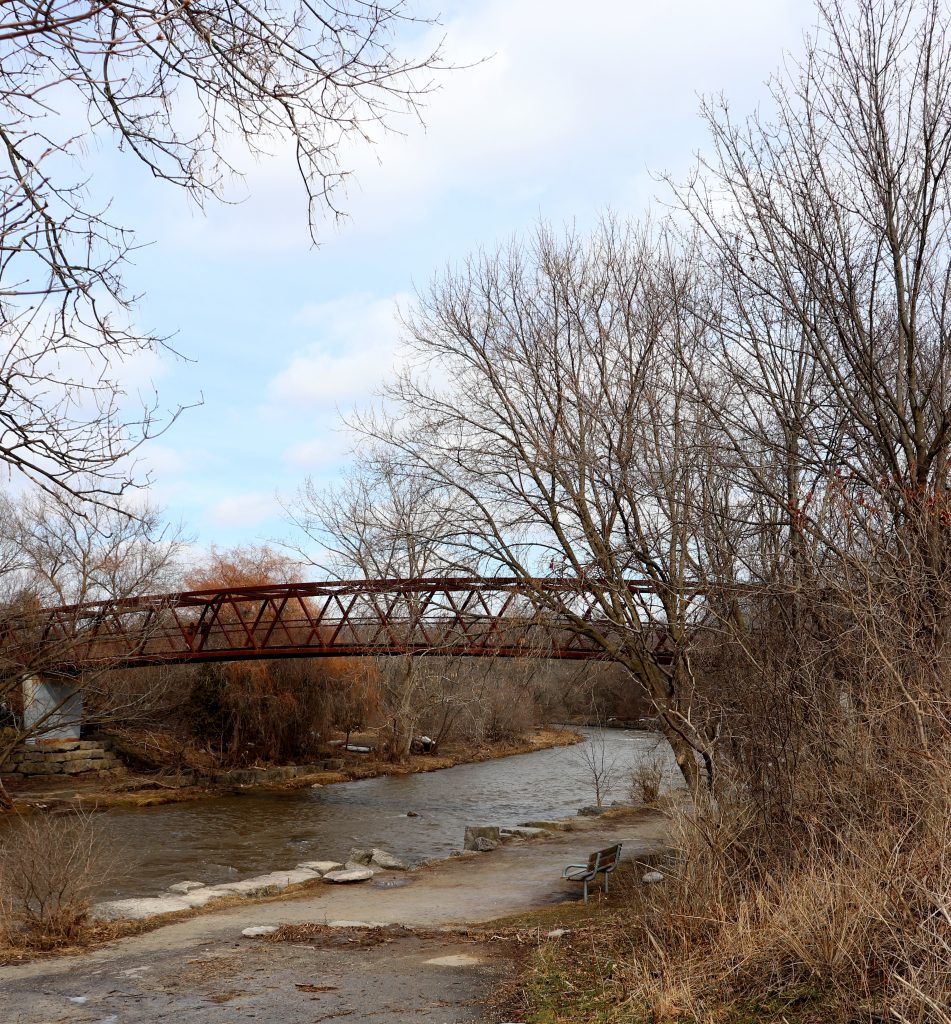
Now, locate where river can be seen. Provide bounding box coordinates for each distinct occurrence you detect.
[29,728,681,901]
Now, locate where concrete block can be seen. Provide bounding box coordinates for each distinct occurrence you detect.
[23,677,82,744]
[464,825,501,850]
[92,896,192,921]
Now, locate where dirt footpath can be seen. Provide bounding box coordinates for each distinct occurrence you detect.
[5,932,515,1024]
[0,811,668,1023]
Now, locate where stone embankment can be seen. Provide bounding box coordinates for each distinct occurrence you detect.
[92,813,607,925]
[1,739,124,780]
[93,847,411,921]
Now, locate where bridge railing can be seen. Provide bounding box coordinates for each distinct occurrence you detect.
[0,577,667,671]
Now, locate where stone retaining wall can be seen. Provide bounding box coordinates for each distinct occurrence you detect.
[213,758,345,787]
[1,738,124,780]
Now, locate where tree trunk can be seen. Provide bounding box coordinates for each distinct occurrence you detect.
[629,657,710,798]
[657,713,703,796]
[386,657,418,763]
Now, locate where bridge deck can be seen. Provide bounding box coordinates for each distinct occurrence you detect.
[2,578,668,672]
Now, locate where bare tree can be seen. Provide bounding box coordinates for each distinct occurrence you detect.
[357,219,722,793]
[0,487,185,807]
[0,0,444,502]
[664,0,951,821]
[684,0,951,608]
[572,726,622,808]
[286,453,476,760]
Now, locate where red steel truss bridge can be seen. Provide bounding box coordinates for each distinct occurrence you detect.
[5,577,670,672]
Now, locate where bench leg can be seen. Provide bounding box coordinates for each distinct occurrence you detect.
[605,872,609,895]
[583,879,589,903]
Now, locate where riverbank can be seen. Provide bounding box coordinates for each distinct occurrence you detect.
[0,807,669,1022]
[0,726,580,813]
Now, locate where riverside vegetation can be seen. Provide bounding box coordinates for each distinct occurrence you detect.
[341,1,951,1020]
[3,0,951,1018]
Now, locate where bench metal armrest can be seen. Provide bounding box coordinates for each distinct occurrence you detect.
[562,863,588,878]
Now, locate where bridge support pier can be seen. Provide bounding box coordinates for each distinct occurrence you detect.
[22,675,83,745]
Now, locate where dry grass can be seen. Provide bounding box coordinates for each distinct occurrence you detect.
[520,775,951,1024]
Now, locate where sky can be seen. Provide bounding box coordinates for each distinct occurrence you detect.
[89,0,815,558]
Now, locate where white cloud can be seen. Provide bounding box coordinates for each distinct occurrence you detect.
[266,292,408,410]
[282,434,351,470]
[335,0,809,229]
[206,491,278,529]
[138,0,809,255]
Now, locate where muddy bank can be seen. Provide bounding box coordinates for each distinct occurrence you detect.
[0,726,580,813]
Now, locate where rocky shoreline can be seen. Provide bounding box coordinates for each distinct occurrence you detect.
[90,807,608,924]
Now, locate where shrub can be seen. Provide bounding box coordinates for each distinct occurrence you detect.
[630,751,665,806]
[0,811,111,950]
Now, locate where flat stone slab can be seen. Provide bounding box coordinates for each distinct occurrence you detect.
[296,860,343,875]
[168,881,205,894]
[92,896,192,921]
[179,886,236,908]
[520,819,570,831]
[216,869,319,896]
[501,826,553,839]
[344,860,378,875]
[322,867,375,884]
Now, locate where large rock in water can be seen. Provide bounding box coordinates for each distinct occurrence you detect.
[349,847,409,871]
[464,825,502,851]
[322,867,375,884]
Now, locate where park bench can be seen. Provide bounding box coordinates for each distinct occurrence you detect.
[562,842,623,903]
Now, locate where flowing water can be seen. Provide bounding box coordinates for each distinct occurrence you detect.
[11,728,682,901]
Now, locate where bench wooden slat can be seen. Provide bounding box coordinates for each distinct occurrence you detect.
[563,843,623,902]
